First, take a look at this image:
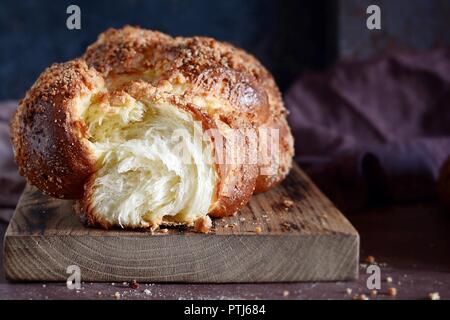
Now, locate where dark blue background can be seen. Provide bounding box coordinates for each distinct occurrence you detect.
[0,0,334,99]
[1,0,449,100]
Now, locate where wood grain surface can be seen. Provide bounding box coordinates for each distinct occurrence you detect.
[3,163,359,282]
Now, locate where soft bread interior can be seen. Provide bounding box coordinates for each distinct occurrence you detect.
[80,90,216,229]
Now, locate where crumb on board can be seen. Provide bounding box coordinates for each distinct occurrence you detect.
[194,216,212,233]
[283,290,290,297]
[255,226,262,233]
[280,221,300,231]
[428,292,440,300]
[346,288,352,295]
[354,294,369,300]
[160,228,169,234]
[386,276,393,283]
[282,198,294,209]
[144,289,151,295]
[370,290,378,297]
[114,291,121,300]
[387,287,397,297]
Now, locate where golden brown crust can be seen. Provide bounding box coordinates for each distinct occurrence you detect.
[11,60,102,199]
[12,26,294,227]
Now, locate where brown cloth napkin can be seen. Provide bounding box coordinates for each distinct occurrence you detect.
[0,101,25,223]
[286,48,450,212]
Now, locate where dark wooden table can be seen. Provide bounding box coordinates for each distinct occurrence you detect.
[1,202,449,300]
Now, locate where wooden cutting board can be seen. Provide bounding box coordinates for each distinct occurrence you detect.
[3,163,359,283]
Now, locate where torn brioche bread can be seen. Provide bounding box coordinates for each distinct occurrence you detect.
[11,26,294,232]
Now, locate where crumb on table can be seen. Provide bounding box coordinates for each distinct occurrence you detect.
[428,292,440,300]
[282,198,294,209]
[387,287,397,297]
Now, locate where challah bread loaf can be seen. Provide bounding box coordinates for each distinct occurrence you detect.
[11,26,294,232]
